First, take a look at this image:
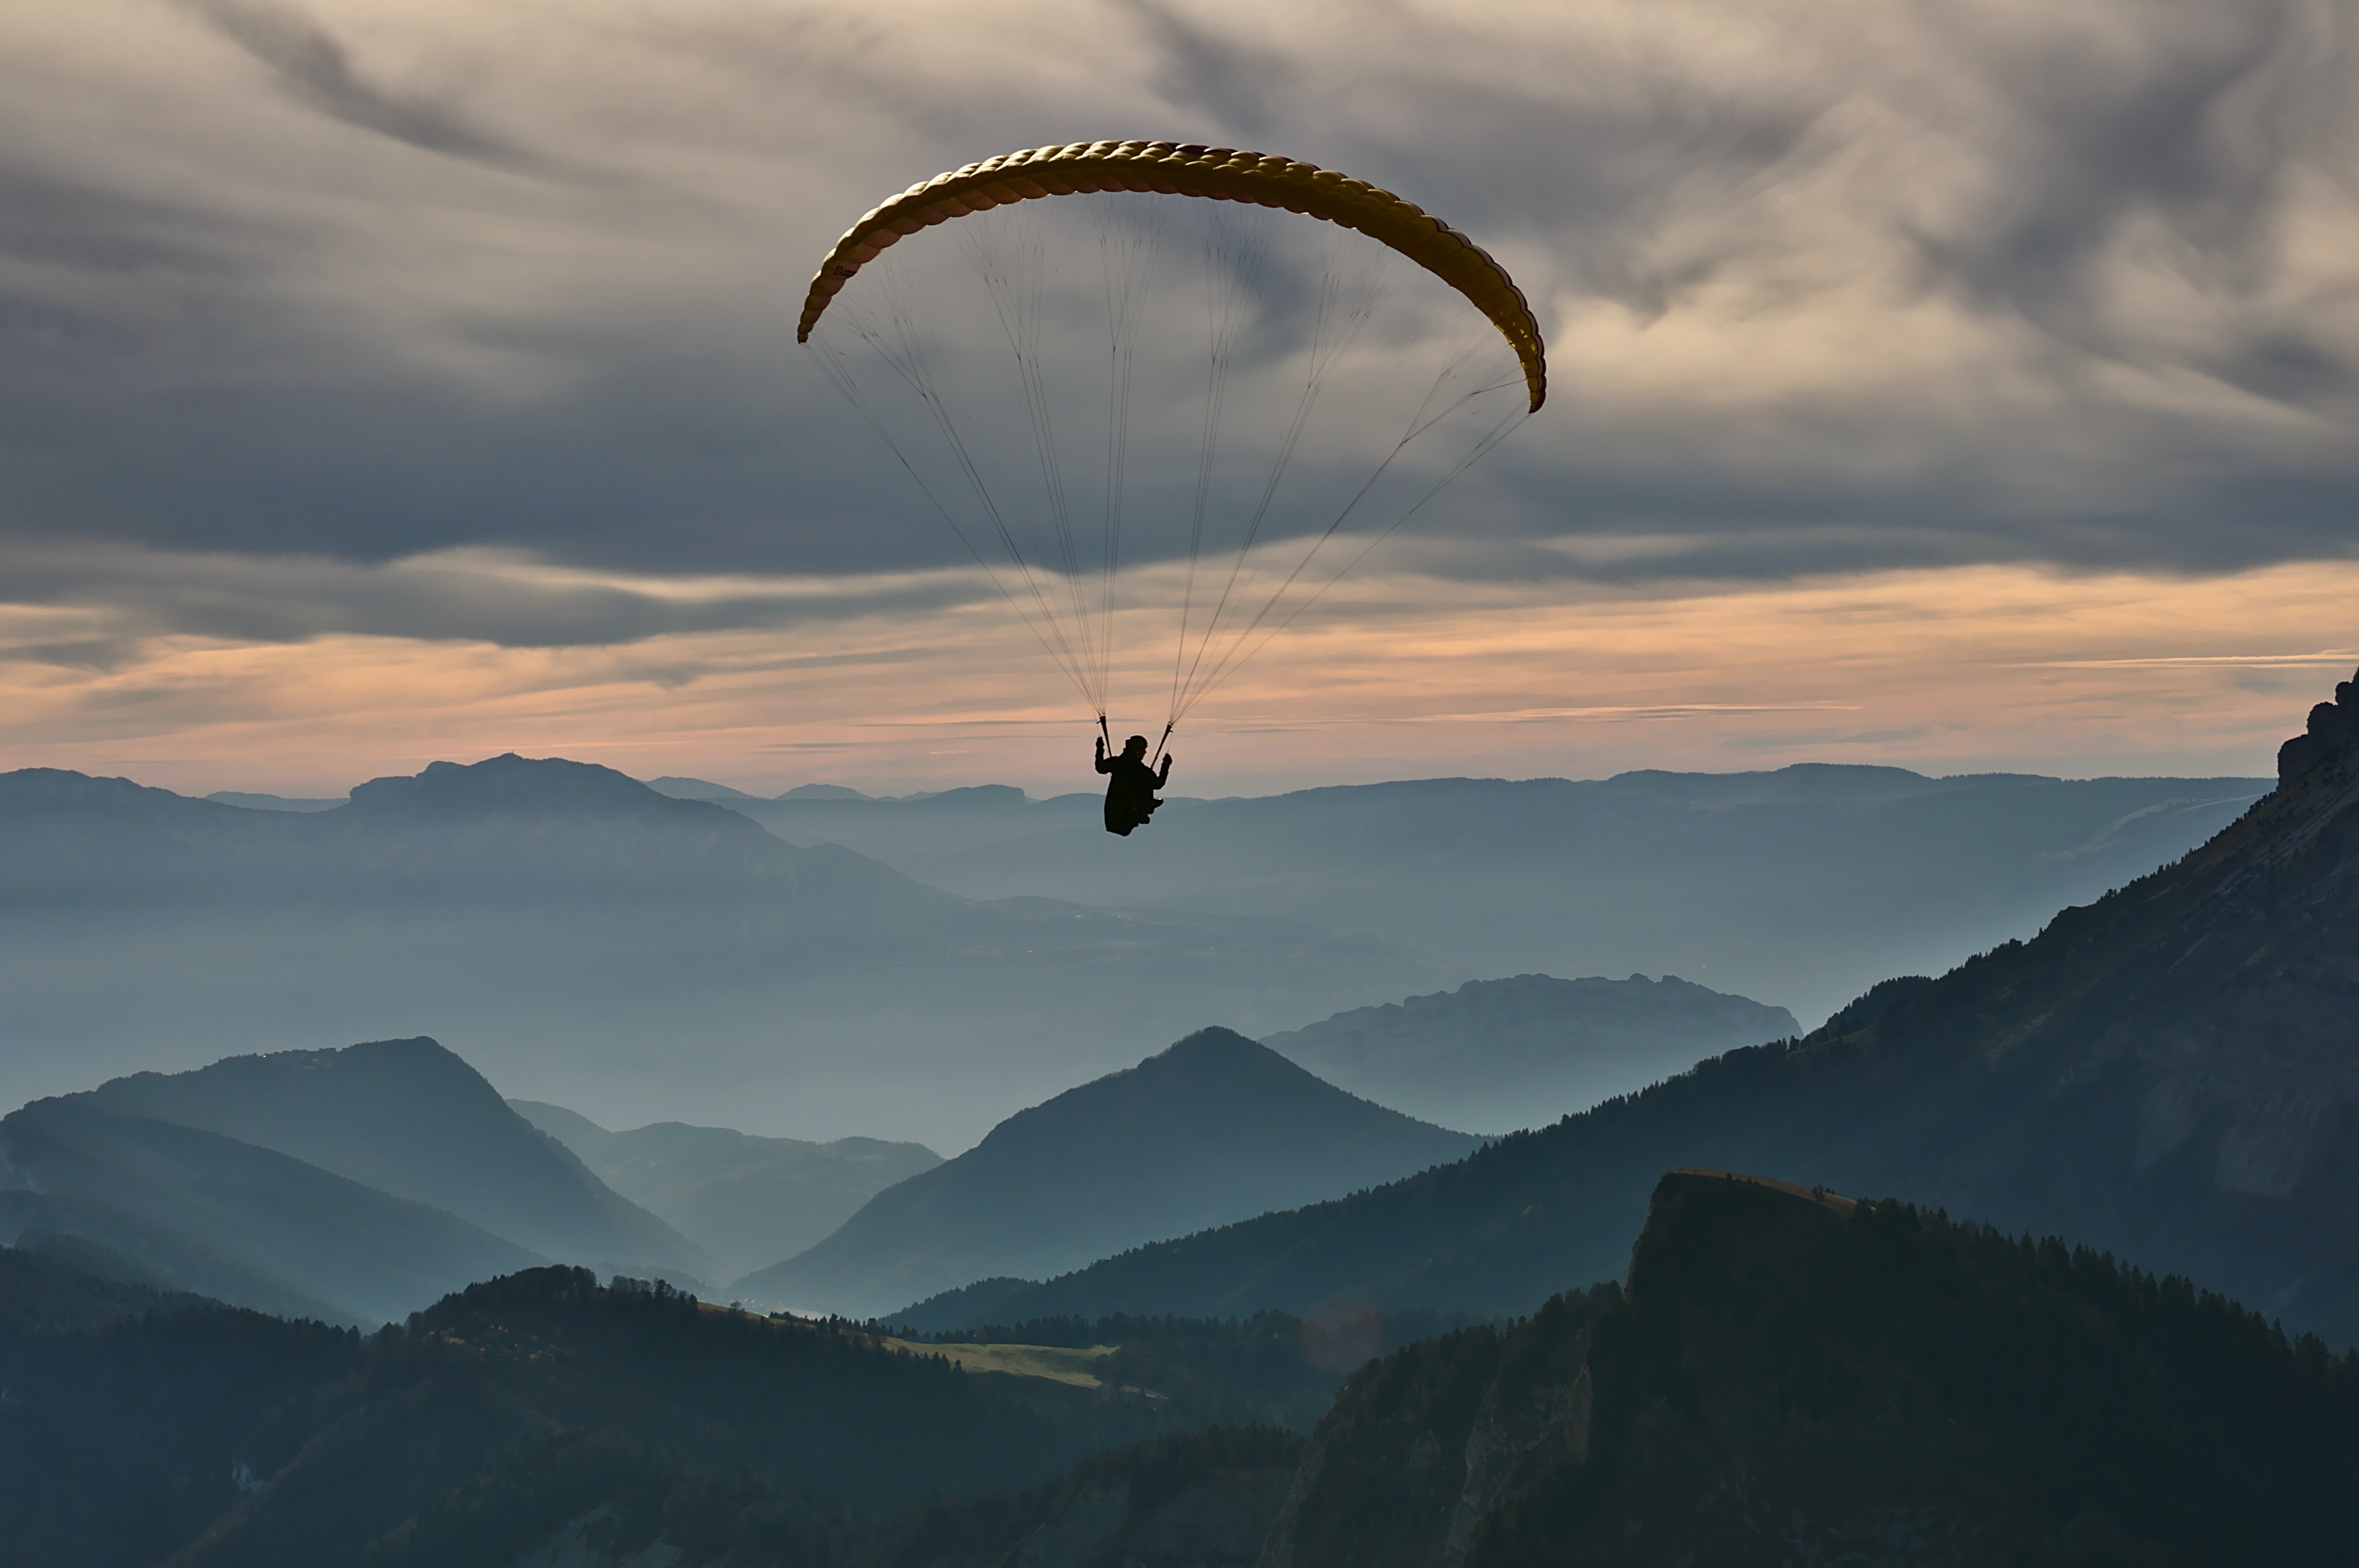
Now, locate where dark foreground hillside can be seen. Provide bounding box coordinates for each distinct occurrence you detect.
[10,1165,2356,1566]
[1267,1171,2359,1567]
[0,1248,1359,1568]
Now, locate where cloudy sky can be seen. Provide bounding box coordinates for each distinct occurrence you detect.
[3,0,2354,798]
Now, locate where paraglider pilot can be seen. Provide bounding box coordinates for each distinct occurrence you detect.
[1096,733,1173,837]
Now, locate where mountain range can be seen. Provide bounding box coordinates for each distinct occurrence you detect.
[734,765,2263,1027]
[912,670,2359,1346]
[1264,973,1797,1132]
[0,754,1435,1150]
[734,1028,1480,1318]
[509,1100,940,1279]
[3,672,2354,1562]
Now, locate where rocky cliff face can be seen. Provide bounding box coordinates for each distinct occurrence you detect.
[1259,1171,2359,1568]
[2278,667,2359,785]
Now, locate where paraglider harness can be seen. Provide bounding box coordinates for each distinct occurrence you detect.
[1096,717,1171,837]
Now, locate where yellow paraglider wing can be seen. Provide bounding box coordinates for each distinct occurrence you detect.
[796,140,1547,413]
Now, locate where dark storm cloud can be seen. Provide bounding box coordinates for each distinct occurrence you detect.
[0,0,2352,656]
[175,0,525,166]
[1114,0,1293,144]
[0,165,247,277]
[1901,1,2353,386]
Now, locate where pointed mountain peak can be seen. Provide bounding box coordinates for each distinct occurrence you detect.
[1089,1025,1348,1105]
[1146,1025,1270,1067]
[2277,666,2359,786]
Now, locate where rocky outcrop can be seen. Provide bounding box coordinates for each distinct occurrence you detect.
[1260,1171,2359,1567]
[2278,668,2359,785]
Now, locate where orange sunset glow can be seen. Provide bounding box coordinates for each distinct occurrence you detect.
[7,558,2348,799]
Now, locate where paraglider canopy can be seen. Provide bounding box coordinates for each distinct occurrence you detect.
[800,140,1547,412]
[799,140,1545,742]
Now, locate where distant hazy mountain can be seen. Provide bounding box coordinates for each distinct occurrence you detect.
[74,1038,709,1280]
[0,1097,537,1324]
[1264,973,1797,1132]
[0,754,1440,1150]
[940,673,2359,1345]
[730,783,1109,862]
[509,1100,939,1279]
[644,775,762,801]
[741,766,2263,1028]
[1265,1172,2359,1567]
[733,1028,1479,1318]
[206,790,347,811]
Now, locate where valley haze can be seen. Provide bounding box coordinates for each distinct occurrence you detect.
[0,755,2261,1149]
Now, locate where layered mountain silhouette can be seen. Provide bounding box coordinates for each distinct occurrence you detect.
[741,766,2262,1026]
[934,674,2359,1346]
[0,754,1435,1149]
[1264,973,1796,1132]
[733,1029,1479,1318]
[73,1037,709,1278]
[0,1096,537,1324]
[0,1036,728,1323]
[509,1100,940,1278]
[1264,1171,2359,1567]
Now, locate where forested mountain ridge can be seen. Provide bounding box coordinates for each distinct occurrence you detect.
[1264,1171,2359,1567]
[936,674,2359,1345]
[0,1239,211,1333]
[734,1029,1478,1319]
[1264,973,1796,1132]
[13,1171,2354,1566]
[73,1038,710,1280]
[0,1246,1359,1567]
